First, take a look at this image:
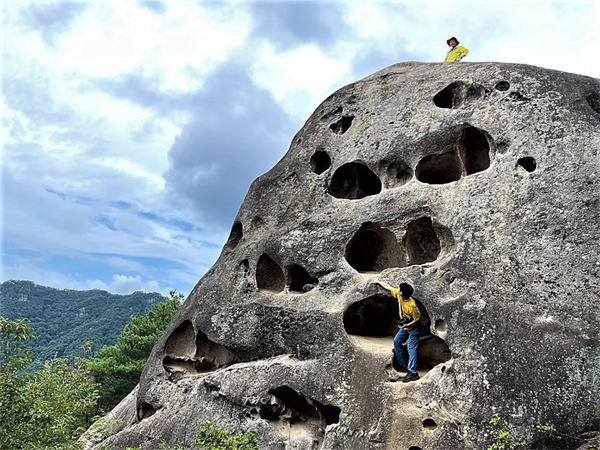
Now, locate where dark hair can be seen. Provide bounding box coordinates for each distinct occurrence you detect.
[399,282,414,298]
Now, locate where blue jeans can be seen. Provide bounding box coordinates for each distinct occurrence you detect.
[393,325,421,374]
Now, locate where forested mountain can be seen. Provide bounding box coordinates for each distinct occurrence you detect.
[0,280,166,362]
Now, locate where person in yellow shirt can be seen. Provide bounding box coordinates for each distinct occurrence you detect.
[445,36,469,62]
[372,279,422,382]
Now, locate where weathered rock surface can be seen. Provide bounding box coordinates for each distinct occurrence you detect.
[82,62,600,450]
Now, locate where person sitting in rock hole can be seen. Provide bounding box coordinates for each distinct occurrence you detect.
[372,279,422,382]
[445,36,469,62]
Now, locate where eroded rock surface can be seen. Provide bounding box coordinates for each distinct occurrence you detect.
[82,62,600,450]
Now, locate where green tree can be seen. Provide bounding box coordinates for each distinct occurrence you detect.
[0,317,99,450]
[89,290,183,412]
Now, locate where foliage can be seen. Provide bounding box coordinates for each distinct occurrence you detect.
[88,290,183,412]
[487,416,525,450]
[0,280,166,362]
[0,317,99,450]
[193,421,258,450]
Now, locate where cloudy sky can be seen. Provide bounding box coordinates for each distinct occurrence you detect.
[1,0,598,296]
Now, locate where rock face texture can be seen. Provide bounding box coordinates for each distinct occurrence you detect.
[83,62,600,450]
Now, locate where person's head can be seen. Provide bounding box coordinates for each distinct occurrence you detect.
[447,37,459,47]
[399,282,414,299]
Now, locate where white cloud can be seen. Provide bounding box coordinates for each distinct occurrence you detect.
[106,274,161,294]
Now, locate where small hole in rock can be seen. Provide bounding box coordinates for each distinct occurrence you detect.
[225,221,243,249]
[239,259,250,277]
[408,447,423,450]
[262,386,340,426]
[495,81,510,91]
[256,254,285,292]
[139,402,156,420]
[586,92,600,116]
[330,116,354,134]
[517,157,536,172]
[435,319,447,333]
[416,151,462,185]
[310,150,331,174]
[433,83,457,109]
[403,217,441,265]
[345,222,405,272]
[423,418,437,430]
[287,264,318,293]
[328,162,382,199]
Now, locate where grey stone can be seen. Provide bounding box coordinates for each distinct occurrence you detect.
[82,62,600,450]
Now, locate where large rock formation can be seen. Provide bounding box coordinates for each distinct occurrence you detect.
[82,62,600,450]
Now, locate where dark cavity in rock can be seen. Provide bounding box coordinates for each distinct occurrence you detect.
[139,402,156,420]
[495,81,510,91]
[287,264,318,293]
[310,149,332,174]
[345,222,404,272]
[433,81,485,109]
[330,116,354,134]
[416,151,462,184]
[225,221,243,249]
[261,386,340,426]
[256,253,285,292]
[459,126,491,175]
[403,217,441,265]
[517,157,537,172]
[328,162,382,199]
[423,418,437,430]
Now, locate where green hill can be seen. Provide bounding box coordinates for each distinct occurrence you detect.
[0,280,166,362]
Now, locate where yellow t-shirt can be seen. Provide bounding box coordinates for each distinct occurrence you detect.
[390,288,421,330]
[445,45,469,62]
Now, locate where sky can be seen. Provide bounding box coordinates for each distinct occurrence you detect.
[1,0,598,296]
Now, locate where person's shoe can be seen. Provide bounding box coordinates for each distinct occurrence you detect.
[401,371,420,383]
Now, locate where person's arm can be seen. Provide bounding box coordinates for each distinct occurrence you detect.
[458,46,469,60]
[371,278,393,292]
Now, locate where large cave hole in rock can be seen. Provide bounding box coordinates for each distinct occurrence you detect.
[403,217,441,265]
[310,149,331,174]
[344,296,452,371]
[345,222,405,273]
[343,294,400,336]
[260,386,340,427]
[225,221,243,250]
[328,162,382,199]
[330,115,354,134]
[433,82,458,108]
[459,126,492,175]
[162,321,197,378]
[256,253,285,293]
[415,151,462,185]
[194,329,240,373]
[139,402,157,420]
[287,264,318,293]
[379,159,413,189]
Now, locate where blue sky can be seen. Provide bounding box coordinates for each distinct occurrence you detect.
[1,0,598,296]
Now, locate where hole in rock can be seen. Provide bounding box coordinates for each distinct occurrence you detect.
[261,386,340,426]
[287,264,318,293]
[403,217,441,266]
[320,106,342,122]
[239,259,250,277]
[459,126,491,175]
[328,162,382,199]
[164,321,196,358]
[517,157,537,172]
[225,221,243,249]
[408,447,423,450]
[344,296,451,371]
[256,253,285,292]
[423,418,437,430]
[139,402,156,420]
[495,81,510,91]
[330,115,354,134]
[310,150,331,174]
[345,222,405,272]
[433,82,485,109]
[162,325,240,379]
[435,319,447,333]
[415,151,462,185]
[379,159,413,188]
[586,92,600,116]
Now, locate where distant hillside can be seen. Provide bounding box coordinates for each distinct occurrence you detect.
[0,280,166,362]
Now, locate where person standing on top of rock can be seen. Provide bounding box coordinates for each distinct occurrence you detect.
[372,279,422,382]
[444,36,469,62]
